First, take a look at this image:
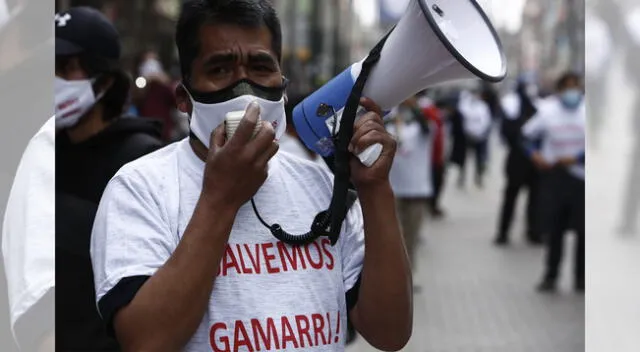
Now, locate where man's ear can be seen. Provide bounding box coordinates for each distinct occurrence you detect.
[175,83,193,115]
[95,76,115,97]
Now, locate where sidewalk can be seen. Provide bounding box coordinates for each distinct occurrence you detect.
[348,143,585,352]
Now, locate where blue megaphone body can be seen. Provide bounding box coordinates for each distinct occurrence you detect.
[292,61,381,164]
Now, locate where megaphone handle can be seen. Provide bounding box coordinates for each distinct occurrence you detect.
[357,144,383,167]
[352,105,384,167]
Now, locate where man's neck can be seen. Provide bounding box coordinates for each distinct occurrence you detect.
[66,106,112,143]
[189,136,209,162]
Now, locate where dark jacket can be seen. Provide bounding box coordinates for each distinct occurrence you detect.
[500,84,538,180]
[55,117,163,351]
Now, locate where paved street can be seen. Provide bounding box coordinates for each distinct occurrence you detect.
[348,140,585,352]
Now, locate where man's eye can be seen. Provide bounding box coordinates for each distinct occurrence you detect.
[253,65,274,72]
[209,67,231,75]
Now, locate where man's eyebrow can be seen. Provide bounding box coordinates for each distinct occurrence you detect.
[247,52,278,65]
[202,52,238,67]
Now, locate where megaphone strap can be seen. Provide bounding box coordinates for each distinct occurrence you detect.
[327,27,396,236]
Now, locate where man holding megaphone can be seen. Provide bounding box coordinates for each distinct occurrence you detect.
[89,1,412,351]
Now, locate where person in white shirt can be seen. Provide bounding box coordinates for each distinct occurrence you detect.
[89,1,412,351]
[2,117,55,352]
[458,89,492,188]
[522,72,585,294]
[386,97,432,268]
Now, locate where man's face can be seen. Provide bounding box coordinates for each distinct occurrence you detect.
[55,56,88,81]
[188,23,282,92]
[558,77,583,94]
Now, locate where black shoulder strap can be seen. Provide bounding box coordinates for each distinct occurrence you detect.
[327,28,395,237]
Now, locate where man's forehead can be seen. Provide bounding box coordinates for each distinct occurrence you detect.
[197,23,276,58]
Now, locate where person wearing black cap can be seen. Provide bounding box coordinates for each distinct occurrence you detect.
[54,6,163,350]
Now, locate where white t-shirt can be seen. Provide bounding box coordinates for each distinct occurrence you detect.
[458,92,492,141]
[2,116,55,342]
[522,97,586,180]
[91,139,365,352]
[278,133,331,173]
[501,92,521,121]
[386,117,433,198]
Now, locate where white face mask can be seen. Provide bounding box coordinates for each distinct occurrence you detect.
[189,93,286,148]
[54,77,102,130]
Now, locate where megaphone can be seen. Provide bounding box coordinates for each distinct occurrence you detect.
[293,0,507,167]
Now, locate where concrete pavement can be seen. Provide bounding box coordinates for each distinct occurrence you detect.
[348,141,585,352]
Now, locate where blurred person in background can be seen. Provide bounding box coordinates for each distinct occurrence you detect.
[494,79,542,246]
[55,7,163,350]
[134,49,178,142]
[458,89,492,188]
[522,72,585,293]
[418,93,447,218]
[446,94,468,188]
[386,96,432,268]
[89,1,411,351]
[617,6,640,235]
[1,0,54,350]
[585,3,613,149]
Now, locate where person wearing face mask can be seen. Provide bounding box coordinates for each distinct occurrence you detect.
[89,1,412,351]
[54,7,163,351]
[521,72,585,294]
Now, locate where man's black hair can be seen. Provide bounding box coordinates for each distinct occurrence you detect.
[175,0,282,84]
[556,71,582,91]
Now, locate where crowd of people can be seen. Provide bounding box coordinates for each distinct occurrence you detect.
[1,0,587,351]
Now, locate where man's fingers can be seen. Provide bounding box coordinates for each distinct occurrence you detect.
[354,111,384,131]
[251,121,276,150]
[350,116,386,153]
[211,123,226,150]
[255,141,280,167]
[352,129,395,156]
[360,97,383,116]
[228,101,261,146]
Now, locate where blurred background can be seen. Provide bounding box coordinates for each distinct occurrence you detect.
[10,0,640,351]
[53,0,585,101]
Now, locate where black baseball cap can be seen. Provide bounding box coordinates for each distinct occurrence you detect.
[55,7,120,61]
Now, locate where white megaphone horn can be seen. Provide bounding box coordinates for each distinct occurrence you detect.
[293,0,507,167]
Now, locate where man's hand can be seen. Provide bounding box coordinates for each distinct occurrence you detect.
[201,101,279,209]
[349,97,397,189]
[532,152,552,170]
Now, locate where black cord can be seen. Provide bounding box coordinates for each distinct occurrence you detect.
[250,198,272,229]
[251,198,335,246]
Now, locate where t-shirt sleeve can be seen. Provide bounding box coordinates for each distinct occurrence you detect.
[340,200,365,311]
[90,171,176,332]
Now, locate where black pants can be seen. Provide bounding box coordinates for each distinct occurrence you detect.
[429,164,445,211]
[538,169,585,284]
[496,152,540,241]
[459,140,487,186]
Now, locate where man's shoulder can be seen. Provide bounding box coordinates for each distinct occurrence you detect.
[111,140,181,187]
